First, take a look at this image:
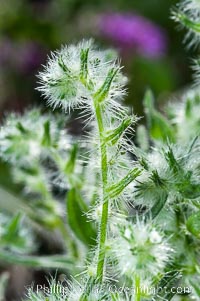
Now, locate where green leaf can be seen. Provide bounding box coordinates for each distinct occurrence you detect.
[187,211,200,238]
[1,213,34,252]
[67,188,96,246]
[94,67,119,103]
[104,116,135,146]
[58,55,71,75]
[64,143,78,174]
[106,168,141,199]
[3,213,22,241]
[0,251,74,270]
[143,89,175,142]
[189,279,200,297]
[80,47,89,82]
[164,145,200,199]
[144,190,168,221]
[175,12,200,33]
[42,120,51,146]
[16,121,28,134]
[111,293,120,301]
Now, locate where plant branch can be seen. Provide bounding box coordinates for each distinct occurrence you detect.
[94,101,109,283]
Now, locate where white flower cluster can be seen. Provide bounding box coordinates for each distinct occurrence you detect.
[110,220,171,279]
[0,108,82,194]
[132,138,200,211]
[38,40,126,115]
[0,109,64,166]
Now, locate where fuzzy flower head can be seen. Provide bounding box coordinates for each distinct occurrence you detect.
[0,109,69,167]
[173,0,200,47]
[133,138,200,211]
[38,40,126,113]
[111,220,172,278]
[98,13,167,58]
[0,109,83,197]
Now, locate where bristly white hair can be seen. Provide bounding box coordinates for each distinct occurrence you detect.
[172,0,200,48]
[37,39,127,118]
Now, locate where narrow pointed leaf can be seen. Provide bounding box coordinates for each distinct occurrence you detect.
[0,251,74,270]
[106,168,141,199]
[67,188,96,246]
[187,211,200,238]
[64,143,78,174]
[4,213,22,241]
[145,191,168,221]
[104,116,134,145]
[42,120,51,146]
[175,12,200,33]
[80,48,89,81]
[94,68,119,103]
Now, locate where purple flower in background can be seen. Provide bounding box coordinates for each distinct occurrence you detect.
[18,42,45,73]
[0,40,45,73]
[98,13,167,58]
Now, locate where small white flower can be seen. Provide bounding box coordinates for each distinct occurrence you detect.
[149,229,162,243]
[124,228,131,240]
[111,220,172,278]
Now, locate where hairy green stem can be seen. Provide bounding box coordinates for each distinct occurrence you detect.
[95,101,109,282]
[135,275,141,301]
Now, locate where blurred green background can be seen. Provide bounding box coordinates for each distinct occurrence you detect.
[0,0,195,118]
